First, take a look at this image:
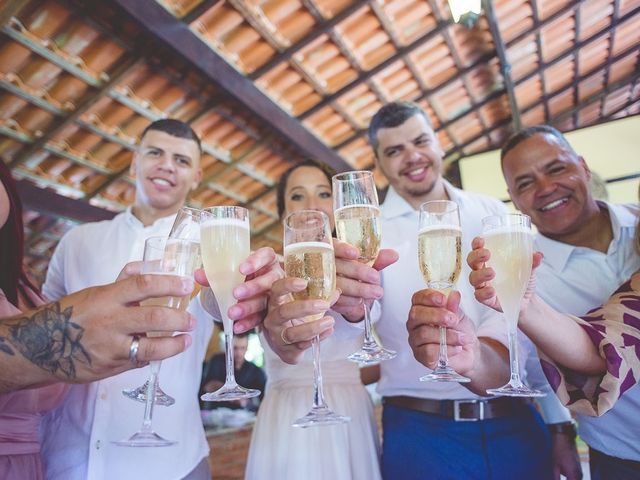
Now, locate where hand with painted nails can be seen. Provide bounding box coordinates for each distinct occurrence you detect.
[332,239,399,322]
[195,247,283,333]
[262,277,340,364]
[407,289,478,375]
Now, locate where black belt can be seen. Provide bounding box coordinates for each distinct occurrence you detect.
[383,395,533,422]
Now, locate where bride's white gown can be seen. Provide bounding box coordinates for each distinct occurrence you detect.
[245,325,381,480]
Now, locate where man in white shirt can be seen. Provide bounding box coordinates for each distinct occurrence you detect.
[365,103,578,479]
[40,119,281,480]
[414,125,639,479]
[499,126,639,479]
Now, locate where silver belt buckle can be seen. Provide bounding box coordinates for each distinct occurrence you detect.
[453,399,485,422]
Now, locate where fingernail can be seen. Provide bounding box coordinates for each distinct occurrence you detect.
[313,300,329,310]
[372,286,384,299]
[239,263,252,275]
[184,335,192,349]
[188,314,196,330]
[234,284,248,298]
[228,305,242,319]
[452,346,462,353]
[434,295,444,306]
[458,332,468,344]
[291,278,307,289]
[182,277,195,293]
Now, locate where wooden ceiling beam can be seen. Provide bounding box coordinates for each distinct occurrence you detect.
[530,0,550,123]
[16,180,116,223]
[111,0,352,173]
[484,0,521,132]
[572,6,582,127]
[600,0,621,119]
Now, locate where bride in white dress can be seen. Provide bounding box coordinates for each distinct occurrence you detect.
[245,161,382,480]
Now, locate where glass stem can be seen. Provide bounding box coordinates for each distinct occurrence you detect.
[437,327,449,370]
[362,302,377,349]
[141,361,160,433]
[311,335,327,409]
[507,321,522,387]
[224,331,238,387]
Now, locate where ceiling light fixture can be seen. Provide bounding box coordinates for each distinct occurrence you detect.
[447,0,482,28]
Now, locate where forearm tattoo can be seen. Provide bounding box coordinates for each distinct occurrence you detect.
[0,302,91,379]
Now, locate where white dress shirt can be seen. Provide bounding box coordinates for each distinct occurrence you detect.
[354,183,570,423]
[535,202,640,460]
[41,208,213,480]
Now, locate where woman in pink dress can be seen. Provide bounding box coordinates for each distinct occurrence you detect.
[0,161,68,479]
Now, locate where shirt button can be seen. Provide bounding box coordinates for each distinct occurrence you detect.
[95,440,101,450]
[100,392,107,400]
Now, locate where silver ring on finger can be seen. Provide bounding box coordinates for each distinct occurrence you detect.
[129,335,143,366]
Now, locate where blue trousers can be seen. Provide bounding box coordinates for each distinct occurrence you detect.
[381,403,553,480]
[589,448,640,480]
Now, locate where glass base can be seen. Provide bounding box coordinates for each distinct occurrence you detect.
[112,430,176,447]
[348,345,396,365]
[201,384,261,402]
[487,382,546,398]
[123,381,175,407]
[420,367,470,383]
[292,405,351,428]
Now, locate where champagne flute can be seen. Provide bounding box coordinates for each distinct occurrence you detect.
[418,200,470,382]
[483,214,544,397]
[332,170,396,364]
[200,206,260,402]
[114,236,200,447]
[123,206,202,407]
[284,209,350,427]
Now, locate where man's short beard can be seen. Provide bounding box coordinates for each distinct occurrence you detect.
[406,178,437,197]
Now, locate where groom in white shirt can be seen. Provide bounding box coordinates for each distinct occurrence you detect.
[41,119,281,480]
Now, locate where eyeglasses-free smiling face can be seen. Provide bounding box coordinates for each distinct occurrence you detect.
[130,129,202,214]
[374,114,445,203]
[502,133,596,239]
[283,165,334,231]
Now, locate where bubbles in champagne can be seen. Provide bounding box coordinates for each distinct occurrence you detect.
[418,225,462,289]
[334,205,381,265]
[284,241,336,302]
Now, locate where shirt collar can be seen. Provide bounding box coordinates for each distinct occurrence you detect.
[381,179,459,219]
[124,206,177,230]
[535,201,636,272]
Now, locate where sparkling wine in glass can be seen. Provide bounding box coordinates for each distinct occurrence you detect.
[200,206,260,402]
[114,236,200,447]
[483,214,544,397]
[284,209,350,427]
[418,200,470,383]
[332,170,396,364]
[123,206,202,407]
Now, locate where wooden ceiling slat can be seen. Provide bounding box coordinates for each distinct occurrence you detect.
[9,57,139,169]
[249,0,371,80]
[297,17,452,120]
